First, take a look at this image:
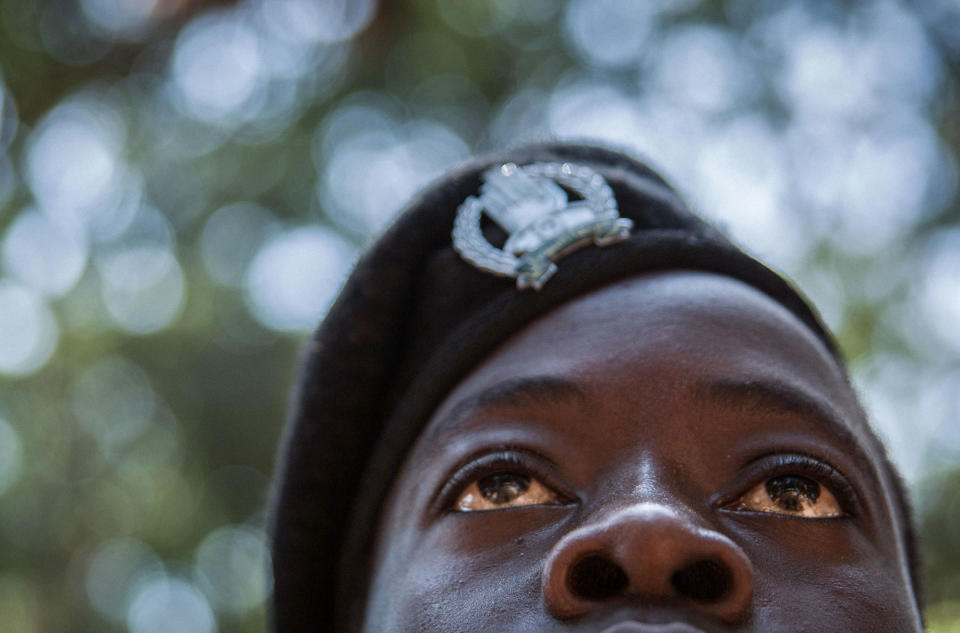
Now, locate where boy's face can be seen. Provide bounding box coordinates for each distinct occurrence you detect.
[362,271,920,633]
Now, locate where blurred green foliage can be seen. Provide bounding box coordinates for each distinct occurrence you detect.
[0,0,958,631]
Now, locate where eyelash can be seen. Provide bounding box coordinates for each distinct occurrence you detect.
[435,450,860,518]
[434,448,571,513]
[723,453,861,518]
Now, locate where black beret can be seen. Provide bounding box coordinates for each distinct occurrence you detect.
[268,141,840,632]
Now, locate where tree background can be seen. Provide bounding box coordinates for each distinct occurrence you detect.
[0,0,958,631]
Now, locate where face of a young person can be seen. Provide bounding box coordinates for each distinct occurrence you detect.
[362,271,921,633]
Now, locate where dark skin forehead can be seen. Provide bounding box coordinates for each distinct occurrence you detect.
[362,271,920,633]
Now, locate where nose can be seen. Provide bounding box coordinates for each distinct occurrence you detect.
[542,503,754,623]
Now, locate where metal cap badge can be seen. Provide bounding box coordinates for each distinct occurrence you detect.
[452,162,634,290]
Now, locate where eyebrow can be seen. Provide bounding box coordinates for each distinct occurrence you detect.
[694,378,876,475]
[423,375,588,444]
[425,375,879,481]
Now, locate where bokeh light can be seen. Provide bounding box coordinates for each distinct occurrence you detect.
[25,95,127,231]
[548,78,647,150]
[194,525,271,615]
[266,0,376,44]
[200,202,279,287]
[2,208,88,297]
[918,230,960,356]
[649,24,756,115]
[127,574,216,633]
[170,11,264,125]
[695,117,806,268]
[0,280,59,377]
[71,355,156,450]
[79,0,159,41]
[98,245,186,334]
[85,538,164,621]
[244,225,356,332]
[316,98,470,235]
[564,0,659,68]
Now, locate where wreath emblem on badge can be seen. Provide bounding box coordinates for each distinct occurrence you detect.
[452,162,634,290]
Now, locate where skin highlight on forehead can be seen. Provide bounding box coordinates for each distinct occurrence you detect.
[362,271,921,633]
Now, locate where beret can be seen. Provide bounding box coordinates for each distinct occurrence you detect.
[268,141,840,632]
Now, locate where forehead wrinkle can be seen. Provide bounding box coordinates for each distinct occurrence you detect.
[420,375,589,447]
[694,377,879,477]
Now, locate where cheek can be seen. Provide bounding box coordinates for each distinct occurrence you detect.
[753,570,918,633]
[365,513,563,633]
[376,554,543,633]
[741,522,919,632]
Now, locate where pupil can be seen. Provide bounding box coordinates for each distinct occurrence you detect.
[766,475,820,512]
[478,473,530,504]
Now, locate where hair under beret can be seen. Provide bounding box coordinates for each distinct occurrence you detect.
[268,141,849,632]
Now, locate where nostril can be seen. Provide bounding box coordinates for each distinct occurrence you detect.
[671,558,733,603]
[567,554,629,600]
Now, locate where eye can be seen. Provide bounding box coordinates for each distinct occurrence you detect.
[730,474,843,518]
[454,471,563,512]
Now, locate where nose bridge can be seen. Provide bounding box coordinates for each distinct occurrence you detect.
[605,503,719,568]
[542,501,754,624]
